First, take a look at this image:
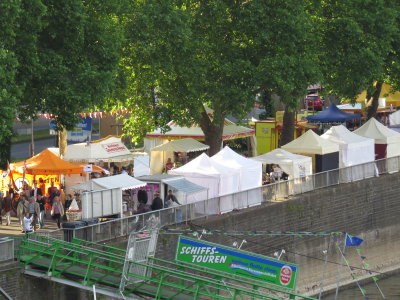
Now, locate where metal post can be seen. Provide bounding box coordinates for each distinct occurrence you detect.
[30,118,35,157]
[334,234,347,300]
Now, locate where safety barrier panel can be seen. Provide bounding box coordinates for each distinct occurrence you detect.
[0,238,14,262]
[28,157,397,244]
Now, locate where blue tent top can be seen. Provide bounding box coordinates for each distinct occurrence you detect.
[306,104,362,123]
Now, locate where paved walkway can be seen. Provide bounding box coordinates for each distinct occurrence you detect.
[0,216,60,238]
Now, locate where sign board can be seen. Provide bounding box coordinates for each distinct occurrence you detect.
[50,117,92,141]
[102,142,129,154]
[176,236,298,290]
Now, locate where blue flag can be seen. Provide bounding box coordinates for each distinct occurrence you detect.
[346,234,364,246]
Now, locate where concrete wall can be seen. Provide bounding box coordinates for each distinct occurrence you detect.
[155,172,400,295]
[0,262,97,300]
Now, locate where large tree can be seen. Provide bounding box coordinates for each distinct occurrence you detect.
[20,0,124,129]
[315,0,400,119]
[119,0,319,154]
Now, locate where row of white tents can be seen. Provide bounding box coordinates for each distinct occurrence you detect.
[250,117,400,183]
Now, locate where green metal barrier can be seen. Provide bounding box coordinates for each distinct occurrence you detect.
[17,235,317,300]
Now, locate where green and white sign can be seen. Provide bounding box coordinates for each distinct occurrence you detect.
[176,236,298,290]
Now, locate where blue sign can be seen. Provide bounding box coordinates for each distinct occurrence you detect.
[49,117,91,131]
[76,117,92,131]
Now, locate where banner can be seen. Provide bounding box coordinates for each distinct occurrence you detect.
[176,236,298,290]
[0,172,60,196]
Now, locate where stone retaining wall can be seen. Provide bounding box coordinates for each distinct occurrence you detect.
[155,172,400,295]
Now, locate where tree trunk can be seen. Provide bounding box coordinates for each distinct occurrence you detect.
[0,133,12,169]
[366,81,383,120]
[58,127,68,158]
[280,106,295,147]
[199,110,224,156]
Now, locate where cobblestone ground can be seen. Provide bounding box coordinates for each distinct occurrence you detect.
[0,214,60,238]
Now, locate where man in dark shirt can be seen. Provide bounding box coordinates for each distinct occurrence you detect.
[30,181,43,198]
[151,192,163,210]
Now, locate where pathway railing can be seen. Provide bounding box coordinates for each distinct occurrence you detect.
[34,156,396,243]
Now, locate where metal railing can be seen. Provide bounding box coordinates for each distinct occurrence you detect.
[33,156,397,243]
[0,237,14,262]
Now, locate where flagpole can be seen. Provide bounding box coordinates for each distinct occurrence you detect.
[334,233,347,300]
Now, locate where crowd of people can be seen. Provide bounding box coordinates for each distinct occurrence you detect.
[0,180,80,233]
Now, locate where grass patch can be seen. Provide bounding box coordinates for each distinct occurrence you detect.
[12,129,53,143]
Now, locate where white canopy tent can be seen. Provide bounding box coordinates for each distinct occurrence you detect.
[64,136,134,163]
[252,149,312,179]
[169,153,240,198]
[212,146,262,190]
[322,125,375,167]
[322,125,375,181]
[282,130,339,173]
[72,174,147,219]
[72,174,146,191]
[354,117,400,159]
[169,153,240,213]
[389,110,400,126]
[212,146,263,208]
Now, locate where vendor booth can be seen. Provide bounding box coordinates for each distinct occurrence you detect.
[252,149,312,180]
[282,130,339,173]
[145,119,256,174]
[63,135,134,164]
[252,148,313,195]
[150,138,209,174]
[322,125,375,181]
[169,153,240,213]
[212,146,262,208]
[169,153,240,198]
[72,174,147,219]
[212,146,262,190]
[306,104,361,123]
[354,117,400,159]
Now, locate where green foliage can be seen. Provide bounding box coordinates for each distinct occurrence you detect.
[17,0,125,130]
[118,0,320,150]
[0,0,125,165]
[315,0,400,101]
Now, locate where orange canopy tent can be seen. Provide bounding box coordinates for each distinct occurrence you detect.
[11,149,87,175]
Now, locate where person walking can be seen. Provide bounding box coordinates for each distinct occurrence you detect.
[51,196,64,229]
[28,196,40,231]
[36,194,46,229]
[2,196,12,226]
[23,213,33,234]
[17,195,29,232]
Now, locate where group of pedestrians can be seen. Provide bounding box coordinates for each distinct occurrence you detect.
[2,180,66,233]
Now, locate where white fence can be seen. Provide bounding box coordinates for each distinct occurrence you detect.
[0,238,14,262]
[38,157,395,243]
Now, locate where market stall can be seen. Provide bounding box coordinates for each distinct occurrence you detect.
[252,148,312,180]
[211,146,263,208]
[169,153,240,198]
[322,125,375,181]
[354,117,400,159]
[72,174,147,218]
[150,138,209,174]
[62,135,134,164]
[282,130,339,173]
[145,118,256,174]
[306,104,361,123]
